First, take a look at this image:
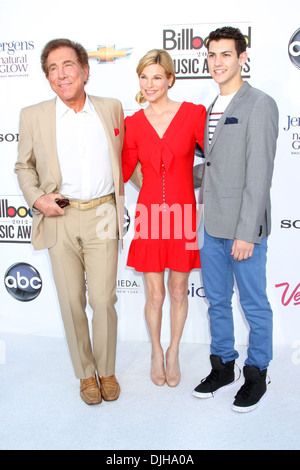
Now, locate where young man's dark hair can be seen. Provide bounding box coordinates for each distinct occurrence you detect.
[206,26,247,56]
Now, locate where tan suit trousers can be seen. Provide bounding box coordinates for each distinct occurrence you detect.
[48,198,118,379]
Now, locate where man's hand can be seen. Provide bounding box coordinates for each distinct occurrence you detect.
[33,193,66,217]
[231,239,254,261]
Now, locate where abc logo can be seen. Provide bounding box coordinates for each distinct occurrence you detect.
[288,28,300,69]
[4,263,42,302]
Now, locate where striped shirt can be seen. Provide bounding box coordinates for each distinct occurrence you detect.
[208,92,237,145]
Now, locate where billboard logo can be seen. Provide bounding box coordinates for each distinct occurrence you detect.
[162,24,251,80]
[0,197,32,244]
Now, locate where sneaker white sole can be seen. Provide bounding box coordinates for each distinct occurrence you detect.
[192,380,236,399]
[231,391,267,413]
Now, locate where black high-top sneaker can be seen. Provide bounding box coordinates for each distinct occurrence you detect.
[232,366,268,413]
[193,354,235,398]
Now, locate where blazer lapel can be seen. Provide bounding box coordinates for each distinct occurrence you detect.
[90,95,121,193]
[89,95,124,242]
[89,95,116,160]
[205,82,250,158]
[41,98,62,191]
[204,100,216,156]
[221,81,250,121]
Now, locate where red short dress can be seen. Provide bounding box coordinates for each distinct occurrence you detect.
[122,101,206,273]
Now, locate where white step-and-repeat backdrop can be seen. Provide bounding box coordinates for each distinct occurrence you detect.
[1,0,299,353]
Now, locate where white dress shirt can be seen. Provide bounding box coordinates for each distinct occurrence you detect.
[56,95,114,200]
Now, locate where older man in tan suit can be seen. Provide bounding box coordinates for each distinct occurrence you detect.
[15,39,124,405]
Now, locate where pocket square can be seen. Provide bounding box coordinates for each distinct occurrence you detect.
[225,117,238,124]
[114,128,120,136]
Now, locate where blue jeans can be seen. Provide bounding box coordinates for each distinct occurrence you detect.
[200,229,273,370]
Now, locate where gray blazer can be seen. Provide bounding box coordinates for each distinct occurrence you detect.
[196,81,279,244]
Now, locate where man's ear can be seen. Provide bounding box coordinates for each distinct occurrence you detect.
[239,51,248,67]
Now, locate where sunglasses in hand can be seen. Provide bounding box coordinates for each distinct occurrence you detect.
[56,198,70,209]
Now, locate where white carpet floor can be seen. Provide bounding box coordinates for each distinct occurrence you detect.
[0,333,299,451]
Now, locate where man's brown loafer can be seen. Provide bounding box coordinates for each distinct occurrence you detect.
[80,376,102,405]
[99,375,120,401]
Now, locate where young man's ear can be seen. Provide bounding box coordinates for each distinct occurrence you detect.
[239,51,248,67]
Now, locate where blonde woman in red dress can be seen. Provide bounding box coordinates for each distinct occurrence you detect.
[122,49,206,387]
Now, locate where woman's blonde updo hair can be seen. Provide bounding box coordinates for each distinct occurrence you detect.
[135,49,176,105]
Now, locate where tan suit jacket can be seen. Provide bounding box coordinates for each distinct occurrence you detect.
[15,95,125,250]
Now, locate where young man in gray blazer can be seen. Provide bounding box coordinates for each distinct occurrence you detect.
[193,27,279,412]
[15,39,124,406]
